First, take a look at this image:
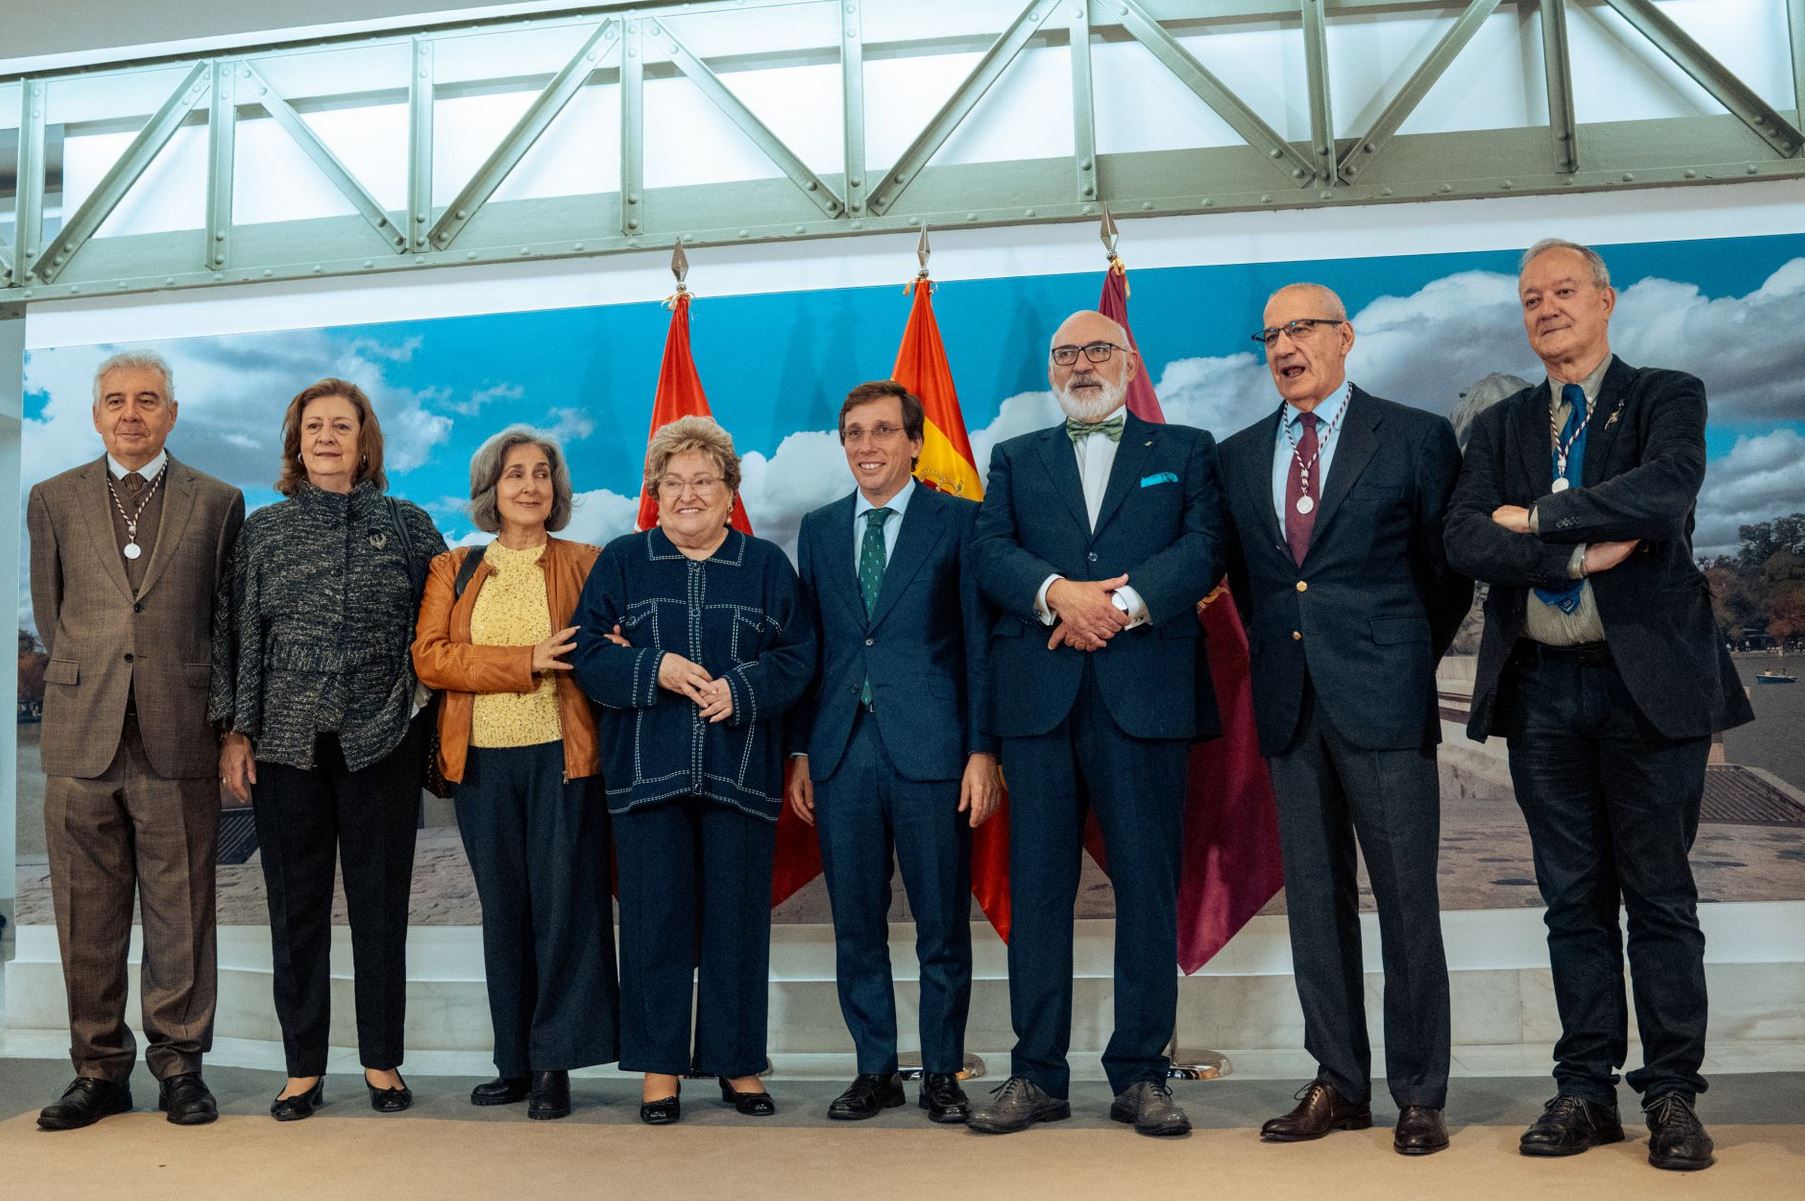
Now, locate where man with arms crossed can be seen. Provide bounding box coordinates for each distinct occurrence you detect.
[27,351,244,1129]
[789,380,1001,1125]
[1445,239,1752,1171]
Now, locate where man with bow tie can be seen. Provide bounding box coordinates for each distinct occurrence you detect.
[26,351,243,1130]
[1446,240,1752,1172]
[966,310,1223,1138]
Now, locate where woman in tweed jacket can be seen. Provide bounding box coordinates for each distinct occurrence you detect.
[572,416,815,1125]
[210,378,445,1120]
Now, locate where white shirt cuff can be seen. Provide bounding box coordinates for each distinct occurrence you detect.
[1112,584,1150,628]
[1569,544,1588,580]
[1034,574,1061,626]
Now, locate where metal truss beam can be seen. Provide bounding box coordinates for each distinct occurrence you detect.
[621,17,645,237]
[408,39,435,252]
[1114,0,1316,189]
[1791,0,1805,126]
[1340,0,1502,182]
[1069,2,1098,205]
[868,0,1062,216]
[651,20,841,219]
[1300,0,1338,185]
[1602,0,1803,157]
[1540,0,1577,174]
[206,62,237,272]
[840,1,867,216]
[11,82,44,289]
[430,20,619,250]
[31,63,210,285]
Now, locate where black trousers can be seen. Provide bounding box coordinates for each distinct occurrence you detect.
[1267,675,1450,1109]
[457,742,620,1077]
[1507,648,1710,1103]
[1000,662,1187,1098]
[612,796,775,1079]
[252,725,422,1076]
[815,709,972,1076]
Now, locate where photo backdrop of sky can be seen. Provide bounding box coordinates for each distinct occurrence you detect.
[18,230,1805,632]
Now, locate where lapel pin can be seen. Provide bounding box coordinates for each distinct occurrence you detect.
[1144,440,1152,446]
[369,533,387,549]
[1603,406,1622,430]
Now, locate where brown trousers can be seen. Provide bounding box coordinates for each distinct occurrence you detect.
[43,714,219,1082]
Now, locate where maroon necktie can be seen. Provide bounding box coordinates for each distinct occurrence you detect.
[1285,412,1318,566]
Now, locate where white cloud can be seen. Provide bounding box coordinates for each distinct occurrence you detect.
[1695,429,1805,557]
[541,406,595,443]
[560,487,643,549]
[442,381,526,417]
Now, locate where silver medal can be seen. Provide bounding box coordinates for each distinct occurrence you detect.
[1551,478,1570,493]
[123,542,143,559]
[1295,495,1315,515]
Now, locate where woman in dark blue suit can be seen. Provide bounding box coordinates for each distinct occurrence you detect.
[572,416,814,1126]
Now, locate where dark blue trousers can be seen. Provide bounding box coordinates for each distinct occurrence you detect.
[1507,650,1711,1103]
[999,662,1186,1098]
[815,709,972,1076]
[456,742,619,1077]
[612,795,775,1079]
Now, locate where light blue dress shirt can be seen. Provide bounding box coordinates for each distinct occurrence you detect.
[852,476,915,568]
[1271,381,1351,525]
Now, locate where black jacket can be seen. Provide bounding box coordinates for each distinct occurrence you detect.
[1219,387,1471,755]
[1444,356,1754,741]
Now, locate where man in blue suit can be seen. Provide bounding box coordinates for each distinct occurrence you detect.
[966,310,1224,1138]
[788,380,1002,1125]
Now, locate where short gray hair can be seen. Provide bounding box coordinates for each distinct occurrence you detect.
[92,350,175,410]
[1520,238,1611,288]
[644,415,742,494]
[469,425,574,533]
[1266,282,1348,321]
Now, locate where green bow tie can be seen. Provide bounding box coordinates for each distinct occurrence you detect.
[1066,413,1125,444]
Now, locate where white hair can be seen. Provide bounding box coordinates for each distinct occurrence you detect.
[1265,282,1348,321]
[1520,238,1611,288]
[92,350,175,410]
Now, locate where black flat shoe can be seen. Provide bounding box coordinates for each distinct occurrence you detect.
[641,1080,681,1125]
[365,1072,413,1113]
[470,1075,531,1106]
[718,1077,777,1116]
[158,1073,219,1126]
[528,1070,571,1121]
[271,1078,325,1122]
[38,1077,132,1131]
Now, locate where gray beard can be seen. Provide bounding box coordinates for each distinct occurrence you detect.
[1055,376,1126,423]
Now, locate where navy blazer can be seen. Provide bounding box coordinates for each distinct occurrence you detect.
[971,411,1224,741]
[1444,356,1754,742]
[1219,387,1472,755]
[792,484,997,782]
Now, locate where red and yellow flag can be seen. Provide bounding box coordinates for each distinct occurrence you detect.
[637,288,821,907]
[890,277,1013,939]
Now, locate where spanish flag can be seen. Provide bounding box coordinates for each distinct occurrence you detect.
[891,276,1013,938]
[637,287,821,906]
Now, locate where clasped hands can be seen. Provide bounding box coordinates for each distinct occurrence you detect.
[608,624,734,723]
[1046,573,1131,652]
[1490,505,1638,576]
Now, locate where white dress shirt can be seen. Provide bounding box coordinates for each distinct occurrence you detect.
[852,476,915,567]
[1033,410,1149,627]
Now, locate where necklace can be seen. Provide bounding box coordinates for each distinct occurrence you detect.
[1282,383,1349,514]
[106,465,167,560]
[1548,389,1593,494]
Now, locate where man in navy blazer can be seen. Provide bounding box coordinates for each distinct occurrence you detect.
[1218,284,1470,1157]
[966,310,1223,1138]
[788,380,1001,1126]
[1446,240,1752,1172]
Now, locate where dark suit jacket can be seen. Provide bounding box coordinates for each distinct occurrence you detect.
[1445,356,1753,742]
[792,484,997,781]
[1220,388,1471,755]
[28,454,245,779]
[971,411,1224,742]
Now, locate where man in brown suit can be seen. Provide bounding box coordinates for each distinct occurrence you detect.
[27,350,244,1129]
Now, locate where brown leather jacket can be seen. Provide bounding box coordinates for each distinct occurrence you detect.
[412,537,601,784]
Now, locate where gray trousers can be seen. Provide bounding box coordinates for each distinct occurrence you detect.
[43,714,218,1082]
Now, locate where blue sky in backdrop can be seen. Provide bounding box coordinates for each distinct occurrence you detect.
[18,231,1805,630]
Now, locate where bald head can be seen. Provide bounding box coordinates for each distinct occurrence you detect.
[1047,309,1137,422]
[1264,283,1347,324]
[1049,309,1130,351]
[1260,281,1354,410]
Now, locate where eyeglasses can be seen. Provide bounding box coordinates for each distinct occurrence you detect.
[1252,318,1344,347]
[656,475,724,497]
[842,423,908,442]
[1050,341,1129,366]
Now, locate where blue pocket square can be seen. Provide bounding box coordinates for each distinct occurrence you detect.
[1140,471,1178,488]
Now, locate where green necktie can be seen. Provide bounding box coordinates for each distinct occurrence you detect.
[1065,413,1125,443]
[858,507,893,705]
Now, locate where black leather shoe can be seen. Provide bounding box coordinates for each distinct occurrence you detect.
[966,1076,1070,1135]
[640,1083,681,1126]
[37,1077,132,1131]
[828,1073,906,1120]
[470,1075,531,1106]
[920,1073,970,1124]
[1110,1080,1192,1137]
[528,1070,571,1120]
[1644,1092,1714,1171]
[1518,1093,1624,1157]
[365,1071,413,1113]
[1261,1081,1372,1142]
[1393,1105,1449,1155]
[270,1078,325,1122]
[158,1073,218,1126]
[718,1077,777,1116]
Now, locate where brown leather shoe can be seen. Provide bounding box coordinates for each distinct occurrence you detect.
[1260,1081,1372,1142]
[1394,1105,1449,1155]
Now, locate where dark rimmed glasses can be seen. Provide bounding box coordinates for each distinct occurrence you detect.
[1050,341,1130,366]
[1252,318,1345,347]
